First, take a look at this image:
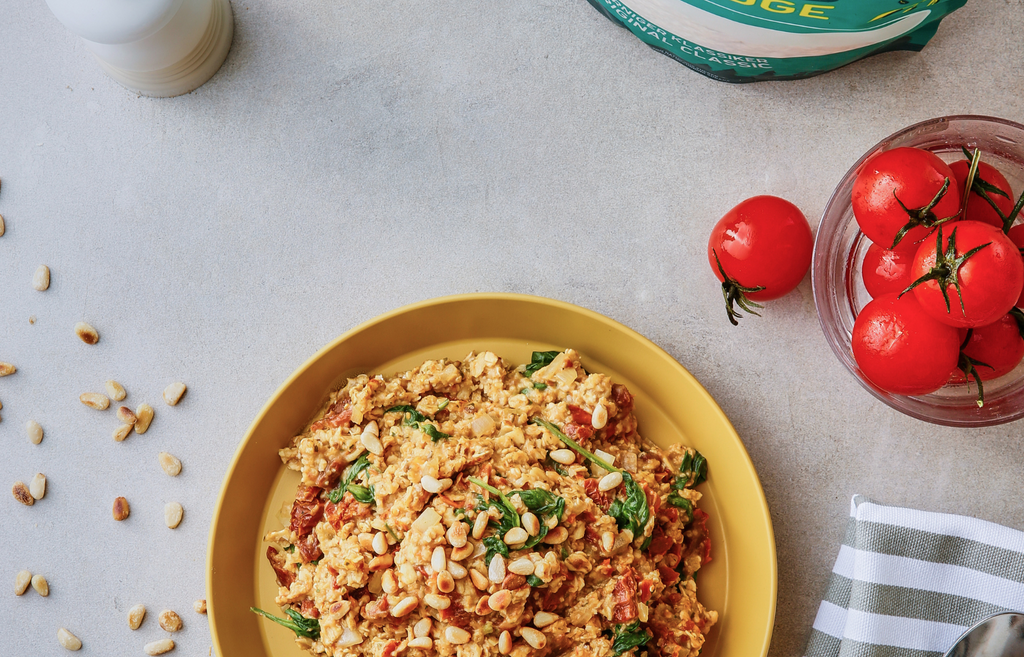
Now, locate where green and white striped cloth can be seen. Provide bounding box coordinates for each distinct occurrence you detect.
[805,495,1024,657]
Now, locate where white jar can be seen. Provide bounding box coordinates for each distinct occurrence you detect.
[45,0,233,97]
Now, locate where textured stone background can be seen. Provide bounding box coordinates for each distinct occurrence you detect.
[2,0,1023,654]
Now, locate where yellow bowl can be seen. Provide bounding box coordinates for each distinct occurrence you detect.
[207,293,777,657]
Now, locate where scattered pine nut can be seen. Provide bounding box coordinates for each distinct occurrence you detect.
[0,362,15,377]
[144,639,175,655]
[158,452,182,476]
[79,392,110,410]
[128,604,146,629]
[445,626,471,645]
[158,610,183,632]
[521,627,546,650]
[598,471,623,492]
[498,630,512,654]
[408,637,432,649]
[105,380,126,401]
[549,449,575,465]
[29,473,46,500]
[113,424,132,442]
[414,617,432,638]
[26,420,43,445]
[13,481,33,506]
[74,322,99,345]
[116,406,137,425]
[31,574,49,596]
[591,403,608,429]
[33,265,50,291]
[193,599,207,614]
[0,214,4,237]
[113,497,130,521]
[15,570,32,595]
[163,382,186,406]
[135,404,154,433]
[391,595,418,617]
[503,527,528,545]
[57,628,82,651]
[164,502,183,528]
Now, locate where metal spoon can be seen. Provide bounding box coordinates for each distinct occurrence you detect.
[945,612,1024,657]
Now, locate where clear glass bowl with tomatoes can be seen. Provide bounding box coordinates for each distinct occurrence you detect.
[813,116,1024,427]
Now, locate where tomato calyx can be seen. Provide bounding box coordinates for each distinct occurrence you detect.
[959,146,1024,235]
[900,225,992,315]
[955,328,993,408]
[1011,308,1024,341]
[712,249,765,326]
[890,177,958,249]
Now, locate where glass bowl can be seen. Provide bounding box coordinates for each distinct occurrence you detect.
[812,115,1024,427]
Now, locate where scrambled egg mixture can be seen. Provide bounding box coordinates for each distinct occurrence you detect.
[259,349,717,657]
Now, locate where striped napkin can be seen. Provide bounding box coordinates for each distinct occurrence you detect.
[805,495,1024,657]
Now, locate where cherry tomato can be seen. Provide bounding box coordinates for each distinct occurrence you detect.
[909,221,1024,328]
[852,147,961,249]
[708,195,813,325]
[861,241,917,298]
[949,159,1015,230]
[852,292,961,395]
[949,315,1024,384]
[1008,224,1024,308]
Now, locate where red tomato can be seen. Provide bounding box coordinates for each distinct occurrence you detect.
[949,315,1024,384]
[909,221,1024,328]
[852,293,961,395]
[708,195,813,325]
[852,147,961,249]
[949,159,1015,230]
[862,241,917,298]
[1009,224,1024,308]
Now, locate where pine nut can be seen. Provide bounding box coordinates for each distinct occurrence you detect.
[106,380,127,401]
[363,420,379,436]
[544,514,559,530]
[533,611,558,628]
[638,601,649,623]
[26,420,43,445]
[381,569,399,594]
[572,523,586,540]
[472,511,489,540]
[360,431,383,456]
[424,593,450,610]
[0,362,15,378]
[113,497,131,521]
[128,605,147,629]
[599,472,623,492]
[601,531,615,552]
[117,406,138,425]
[144,639,175,655]
[475,595,491,615]
[549,449,575,465]
[504,527,528,545]
[0,214,4,237]
[159,452,182,476]
[164,502,184,529]
[472,541,487,558]
[13,481,33,506]
[522,512,540,537]
[451,542,474,561]
[447,521,468,548]
[31,574,49,596]
[488,554,506,582]
[28,473,46,500]
[15,570,32,595]
[33,265,50,291]
[372,532,388,555]
[113,424,133,442]
[469,568,489,590]
[591,404,608,429]
[159,610,183,632]
[445,626,471,645]
[521,627,546,650]
[163,382,186,406]
[134,404,154,433]
[57,628,82,651]
[488,589,511,611]
[437,570,455,593]
[80,392,110,410]
[414,617,433,637]
[391,595,419,617]
[194,599,207,614]
[368,554,393,571]
[431,546,447,573]
[613,529,634,551]
[501,574,526,590]
[498,630,513,654]
[542,526,568,544]
[447,561,468,579]
[408,637,433,649]
[508,558,534,576]
[74,322,99,345]
[421,475,442,493]
[357,533,374,551]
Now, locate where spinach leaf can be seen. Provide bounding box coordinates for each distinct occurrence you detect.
[513,488,566,549]
[482,536,510,566]
[524,351,561,377]
[666,491,694,520]
[526,574,544,587]
[251,607,320,639]
[385,405,450,441]
[328,452,373,504]
[469,476,521,565]
[421,423,451,442]
[611,621,650,656]
[676,450,708,488]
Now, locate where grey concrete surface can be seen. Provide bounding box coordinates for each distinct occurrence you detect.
[2,0,1023,655]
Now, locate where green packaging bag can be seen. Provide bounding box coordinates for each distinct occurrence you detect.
[585,0,968,82]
